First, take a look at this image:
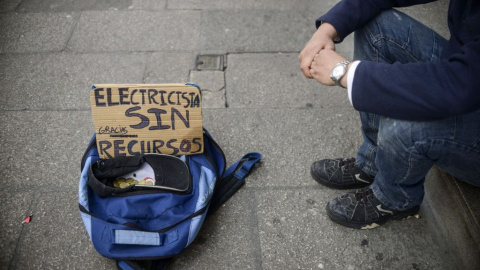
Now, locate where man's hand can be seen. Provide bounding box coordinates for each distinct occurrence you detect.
[299,22,338,78]
[310,49,350,87]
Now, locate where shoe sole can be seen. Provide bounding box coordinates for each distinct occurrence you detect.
[326,204,421,229]
[310,165,371,190]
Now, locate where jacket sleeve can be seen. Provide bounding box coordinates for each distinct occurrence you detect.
[317,0,438,42]
[351,39,480,121]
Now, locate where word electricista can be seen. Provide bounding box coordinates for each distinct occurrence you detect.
[93,88,201,108]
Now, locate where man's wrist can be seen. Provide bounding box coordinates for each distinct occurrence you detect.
[318,22,338,41]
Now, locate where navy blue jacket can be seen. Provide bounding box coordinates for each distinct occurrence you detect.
[318,0,480,120]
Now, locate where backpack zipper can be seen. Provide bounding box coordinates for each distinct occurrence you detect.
[79,202,209,234]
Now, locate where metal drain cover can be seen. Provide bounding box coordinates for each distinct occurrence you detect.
[195,54,224,70]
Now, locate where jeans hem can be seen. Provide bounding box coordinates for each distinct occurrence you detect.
[370,182,417,211]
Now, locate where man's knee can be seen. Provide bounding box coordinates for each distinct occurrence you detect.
[377,117,416,153]
[354,9,413,61]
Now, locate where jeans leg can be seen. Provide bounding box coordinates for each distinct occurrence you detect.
[354,9,446,64]
[372,109,480,210]
[433,110,480,187]
[353,9,446,176]
[356,112,380,176]
[371,118,435,210]
[351,9,453,209]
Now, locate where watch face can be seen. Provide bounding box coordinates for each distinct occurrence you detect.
[332,65,346,77]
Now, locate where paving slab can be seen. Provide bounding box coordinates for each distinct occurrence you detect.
[199,10,315,53]
[424,168,480,270]
[189,70,226,108]
[455,179,480,229]
[143,52,195,84]
[201,108,362,188]
[400,0,450,38]
[0,12,77,53]
[255,188,454,270]
[168,0,338,11]
[0,111,94,193]
[9,191,116,269]
[17,0,132,12]
[17,0,167,12]
[130,0,166,11]
[66,10,200,52]
[0,192,34,268]
[170,188,261,269]
[0,0,22,12]
[226,53,352,109]
[0,52,146,110]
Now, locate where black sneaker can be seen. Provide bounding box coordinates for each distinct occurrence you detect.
[310,158,374,189]
[326,187,420,229]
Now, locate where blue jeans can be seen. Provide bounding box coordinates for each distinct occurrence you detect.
[353,10,480,210]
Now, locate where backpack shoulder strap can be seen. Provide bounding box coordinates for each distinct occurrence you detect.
[208,152,262,215]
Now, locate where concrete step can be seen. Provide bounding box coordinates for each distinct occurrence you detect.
[424,167,480,270]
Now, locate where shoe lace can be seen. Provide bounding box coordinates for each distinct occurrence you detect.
[355,187,373,203]
[339,158,356,169]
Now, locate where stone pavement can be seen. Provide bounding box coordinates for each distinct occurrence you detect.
[0,0,472,269]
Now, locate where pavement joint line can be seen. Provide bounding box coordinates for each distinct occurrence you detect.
[0,189,77,195]
[0,49,65,55]
[141,52,151,84]
[222,68,228,108]
[0,51,307,57]
[0,108,91,112]
[11,0,24,13]
[7,191,40,270]
[223,65,230,108]
[196,7,205,48]
[5,8,205,14]
[165,0,201,11]
[0,51,151,57]
[60,48,197,54]
[61,12,82,52]
[245,187,265,269]
[243,185,323,192]
[226,51,301,55]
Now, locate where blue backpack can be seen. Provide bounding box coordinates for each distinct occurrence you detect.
[79,130,261,269]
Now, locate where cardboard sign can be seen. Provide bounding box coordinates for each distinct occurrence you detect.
[90,84,203,159]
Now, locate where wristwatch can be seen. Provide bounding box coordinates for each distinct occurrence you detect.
[330,60,350,87]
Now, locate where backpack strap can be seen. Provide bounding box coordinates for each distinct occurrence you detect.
[208,152,262,215]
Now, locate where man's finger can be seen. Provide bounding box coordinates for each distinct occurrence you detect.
[300,59,314,78]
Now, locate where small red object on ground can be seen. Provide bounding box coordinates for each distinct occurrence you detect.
[22,214,33,224]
